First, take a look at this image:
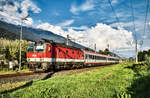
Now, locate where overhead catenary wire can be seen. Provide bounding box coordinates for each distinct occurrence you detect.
[129,0,136,40]
[129,0,139,62]
[142,0,150,46]
[108,0,132,47]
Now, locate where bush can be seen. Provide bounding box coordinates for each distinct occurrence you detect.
[132,63,148,71]
[145,55,150,66]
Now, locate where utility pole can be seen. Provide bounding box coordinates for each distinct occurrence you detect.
[107,44,109,50]
[19,20,23,70]
[67,34,69,46]
[136,40,138,63]
[19,15,29,70]
[94,43,96,53]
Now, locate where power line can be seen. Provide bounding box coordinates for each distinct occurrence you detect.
[129,0,136,39]
[142,0,150,42]
[108,0,132,47]
[139,0,150,51]
[108,0,120,27]
[129,0,139,62]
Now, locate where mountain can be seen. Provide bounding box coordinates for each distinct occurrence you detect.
[0,27,19,40]
[0,20,88,50]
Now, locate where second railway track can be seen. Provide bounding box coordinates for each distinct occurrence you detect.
[0,64,115,84]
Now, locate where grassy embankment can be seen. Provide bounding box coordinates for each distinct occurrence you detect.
[1,62,150,98]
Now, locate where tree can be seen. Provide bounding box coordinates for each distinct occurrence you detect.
[138,49,150,62]
[99,50,104,54]
[0,38,28,62]
[103,48,109,55]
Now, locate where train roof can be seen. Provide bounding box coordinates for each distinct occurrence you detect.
[39,38,119,59]
[84,50,119,59]
[39,38,82,51]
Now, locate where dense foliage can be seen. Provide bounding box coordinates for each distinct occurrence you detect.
[0,38,28,62]
[138,49,150,61]
[99,48,109,55]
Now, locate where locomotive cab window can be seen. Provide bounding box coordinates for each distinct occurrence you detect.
[28,45,34,52]
[35,45,44,52]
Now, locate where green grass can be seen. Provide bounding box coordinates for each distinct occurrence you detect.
[0,82,27,93]
[1,62,150,98]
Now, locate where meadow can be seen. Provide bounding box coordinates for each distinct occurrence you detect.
[1,62,150,98]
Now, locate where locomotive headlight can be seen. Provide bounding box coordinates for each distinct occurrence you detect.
[32,54,36,57]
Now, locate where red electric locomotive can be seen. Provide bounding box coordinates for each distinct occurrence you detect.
[26,39,119,71]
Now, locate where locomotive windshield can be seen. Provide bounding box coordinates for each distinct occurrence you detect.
[28,45,34,52]
[35,45,44,52]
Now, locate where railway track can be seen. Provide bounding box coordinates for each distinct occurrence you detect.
[0,70,46,79]
[0,64,115,84]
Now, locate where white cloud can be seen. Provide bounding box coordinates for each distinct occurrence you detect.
[24,17,33,26]
[70,0,95,14]
[0,0,41,25]
[21,0,41,17]
[65,26,89,30]
[37,23,66,36]
[57,19,74,27]
[37,22,134,51]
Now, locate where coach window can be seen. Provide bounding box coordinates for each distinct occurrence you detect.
[103,57,106,60]
[99,56,101,60]
[89,55,91,59]
[90,55,92,59]
[72,51,74,54]
[92,55,94,59]
[97,56,99,60]
[104,57,106,60]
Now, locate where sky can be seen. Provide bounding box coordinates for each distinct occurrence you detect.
[0,0,150,58]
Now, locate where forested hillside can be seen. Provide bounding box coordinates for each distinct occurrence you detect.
[0,27,19,40]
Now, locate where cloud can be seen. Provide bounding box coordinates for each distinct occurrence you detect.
[0,0,41,25]
[37,22,134,51]
[37,23,66,36]
[57,19,74,27]
[65,26,89,30]
[21,0,41,16]
[70,0,95,14]
[24,17,33,26]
